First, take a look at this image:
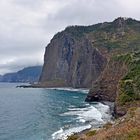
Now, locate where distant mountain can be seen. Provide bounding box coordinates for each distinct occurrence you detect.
[0,66,42,83]
[0,75,2,81]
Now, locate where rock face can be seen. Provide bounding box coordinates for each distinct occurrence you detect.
[40,17,140,113]
[86,59,128,102]
[39,33,107,88]
[40,17,140,117]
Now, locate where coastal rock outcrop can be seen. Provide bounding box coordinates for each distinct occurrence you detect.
[86,58,128,102]
[40,17,129,87]
[85,18,140,109]
[39,29,107,88]
[40,17,140,117]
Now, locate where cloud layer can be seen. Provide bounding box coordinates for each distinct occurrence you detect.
[0,0,139,74]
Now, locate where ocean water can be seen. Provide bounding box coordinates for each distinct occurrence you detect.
[0,83,111,140]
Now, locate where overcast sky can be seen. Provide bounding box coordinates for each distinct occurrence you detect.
[0,0,140,74]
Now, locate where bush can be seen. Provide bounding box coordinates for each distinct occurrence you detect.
[86,130,96,136]
[67,134,79,140]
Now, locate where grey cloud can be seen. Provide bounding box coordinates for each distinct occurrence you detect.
[12,0,45,9]
[0,57,42,74]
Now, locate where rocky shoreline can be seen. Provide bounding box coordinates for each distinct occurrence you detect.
[67,107,140,140]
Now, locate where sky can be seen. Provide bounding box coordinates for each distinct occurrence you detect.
[0,0,140,74]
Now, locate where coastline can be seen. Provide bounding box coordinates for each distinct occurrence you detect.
[68,107,140,140]
[52,101,113,140]
[16,83,140,140]
[17,84,114,140]
[66,101,114,140]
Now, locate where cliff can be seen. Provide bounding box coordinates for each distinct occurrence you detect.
[39,17,140,139]
[39,34,107,88]
[1,66,42,83]
[40,17,140,90]
[40,17,140,114]
[83,18,140,106]
[68,51,140,139]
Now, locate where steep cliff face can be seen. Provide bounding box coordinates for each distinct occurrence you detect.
[85,18,140,103]
[40,17,140,93]
[39,32,107,88]
[86,57,128,102]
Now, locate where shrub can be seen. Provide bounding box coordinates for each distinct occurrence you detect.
[67,134,79,140]
[86,130,96,137]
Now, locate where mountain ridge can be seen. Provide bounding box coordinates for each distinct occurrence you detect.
[1,66,42,83]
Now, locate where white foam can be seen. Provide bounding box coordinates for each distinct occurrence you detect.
[52,128,63,138]
[93,103,111,121]
[72,96,79,99]
[52,125,91,140]
[47,87,89,94]
[53,103,111,140]
[77,117,86,123]
[61,106,103,122]
[68,105,76,108]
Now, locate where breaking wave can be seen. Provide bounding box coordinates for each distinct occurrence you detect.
[47,87,89,94]
[52,102,111,140]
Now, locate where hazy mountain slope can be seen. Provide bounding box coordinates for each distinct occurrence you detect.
[1,66,42,83]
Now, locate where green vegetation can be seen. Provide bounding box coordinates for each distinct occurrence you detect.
[55,18,140,51]
[125,128,139,140]
[85,130,96,136]
[67,134,79,140]
[103,122,113,129]
[119,80,136,104]
[112,53,132,63]
[116,51,140,105]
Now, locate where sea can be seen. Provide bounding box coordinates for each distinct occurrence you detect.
[0,83,112,140]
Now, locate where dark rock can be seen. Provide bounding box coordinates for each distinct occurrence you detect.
[39,35,107,88]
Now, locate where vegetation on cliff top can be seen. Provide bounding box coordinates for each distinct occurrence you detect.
[54,17,140,52]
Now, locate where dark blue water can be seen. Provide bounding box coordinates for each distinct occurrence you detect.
[0,83,111,140]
